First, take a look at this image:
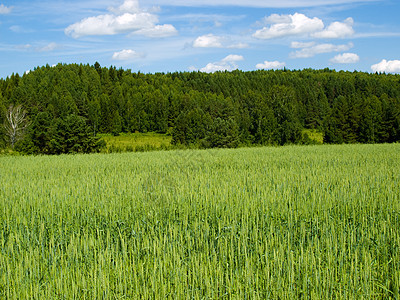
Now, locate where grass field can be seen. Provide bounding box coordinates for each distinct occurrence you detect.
[0,144,399,298]
[99,132,172,153]
[100,130,323,153]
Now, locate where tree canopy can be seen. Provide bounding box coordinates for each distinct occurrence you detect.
[1,63,399,154]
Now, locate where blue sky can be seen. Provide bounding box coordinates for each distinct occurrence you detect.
[1,0,400,78]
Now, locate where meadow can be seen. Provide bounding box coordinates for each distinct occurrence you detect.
[0,144,399,298]
[99,132,172,153]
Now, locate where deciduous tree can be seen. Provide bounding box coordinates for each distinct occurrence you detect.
[3,104,30,148]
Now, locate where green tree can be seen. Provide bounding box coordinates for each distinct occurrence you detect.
[268,85,302,145]
[29,111,54,153]
[88,98,101,136]
[359,96,383,143]
[172,108,211,146]
[49,114,104,154]
[205,117,240,148]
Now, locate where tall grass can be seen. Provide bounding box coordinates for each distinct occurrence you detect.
[0,144,399,298]
[99,132,172,153]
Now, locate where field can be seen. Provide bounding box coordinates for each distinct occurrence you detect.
[0,144,399,298]
[99,132,172,153]
[100,130,323,154]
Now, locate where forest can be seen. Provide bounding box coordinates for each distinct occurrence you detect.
[0,63,399,154]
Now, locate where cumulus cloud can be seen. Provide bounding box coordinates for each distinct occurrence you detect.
[256,60,286,70]
[65,13,157,38]
[193,34,248,49]
[371,59,400,73]
[108,0,140,14]
[253,13,355,40]
[222,54,244,62]
[253,13,324,39]
[199,54,244,73]
[112,49,143,60]
[193,34,223,48]
[0,4,12,14]
[313,17,354,39]
[65,0,177,38]
[290,42,353,58]
[330,53,359,64]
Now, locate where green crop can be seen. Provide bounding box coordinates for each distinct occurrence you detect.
[0,144,399,298]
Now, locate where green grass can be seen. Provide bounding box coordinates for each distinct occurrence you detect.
[0,144,399,298]
[99,132,172,153]
[302,129,324,144]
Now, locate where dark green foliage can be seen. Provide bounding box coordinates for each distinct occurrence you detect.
[1,64,400,154]
[15,112,104,154]
[30,111,53,153]
[205,117,239,148]
[172,108,210,146]
[49,114,104,154]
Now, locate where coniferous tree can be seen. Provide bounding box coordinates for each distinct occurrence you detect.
[0,65,399,154]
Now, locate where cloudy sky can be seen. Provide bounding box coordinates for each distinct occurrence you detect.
[0,0,400,78]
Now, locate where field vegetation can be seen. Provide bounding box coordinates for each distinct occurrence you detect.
[0,143,399,298]
[99,132,172,153]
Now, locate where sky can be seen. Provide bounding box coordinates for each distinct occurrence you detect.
[1,0,400,78]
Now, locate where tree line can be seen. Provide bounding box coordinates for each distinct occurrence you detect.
[0,63,399,154]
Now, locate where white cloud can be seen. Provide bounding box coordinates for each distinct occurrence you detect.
[330,53,359,64]
[0,4,12,14]
[228,42,249,49]
[256,60,286,70]
[290,41,316,49]
[193,34,223,48]
[371,59,400,73]
[108,0,140,14]
[144,0,378,8]
[200,54,244,73]
[65,0,177,38]
[313,17,354,39]
[222,54,244,62]
[201,63,227,73]
[265,14,292,24]
[65,13,157,38]
[290,42,353,58]
[132,24,178,38]
[253,13,324,39]
[38,42,59,52]
[254,13,356,40]
[112,49,143,60]
[193,34,249,49]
